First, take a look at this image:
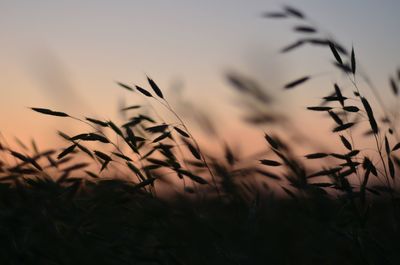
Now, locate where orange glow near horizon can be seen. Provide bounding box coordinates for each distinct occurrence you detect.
[1,1,399,164]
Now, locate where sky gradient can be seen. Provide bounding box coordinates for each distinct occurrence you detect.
[1,0,399,152]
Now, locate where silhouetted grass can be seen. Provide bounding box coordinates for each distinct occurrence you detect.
[1,5,400,265]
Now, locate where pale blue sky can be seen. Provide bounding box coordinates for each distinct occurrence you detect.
[0,0,399,147]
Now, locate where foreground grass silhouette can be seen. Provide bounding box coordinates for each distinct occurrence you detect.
[1,5,400,265]
[1,177,398,265]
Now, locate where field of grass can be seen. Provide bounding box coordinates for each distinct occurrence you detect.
[1,5,400,265]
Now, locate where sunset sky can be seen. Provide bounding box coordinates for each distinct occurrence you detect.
[1,0,399,153]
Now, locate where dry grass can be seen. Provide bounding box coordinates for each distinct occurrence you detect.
[1,5,400,265]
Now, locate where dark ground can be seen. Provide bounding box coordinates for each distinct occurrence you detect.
[1,177,399,265]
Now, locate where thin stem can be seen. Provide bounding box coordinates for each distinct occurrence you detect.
[157,99,221,198]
